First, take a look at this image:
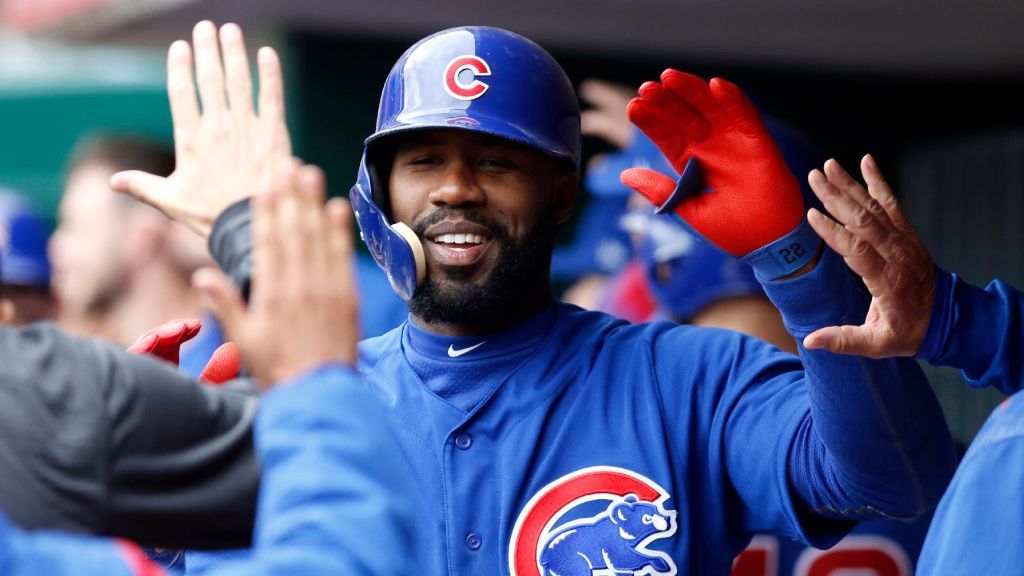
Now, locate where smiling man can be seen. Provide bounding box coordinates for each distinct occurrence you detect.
[116,23,957,576]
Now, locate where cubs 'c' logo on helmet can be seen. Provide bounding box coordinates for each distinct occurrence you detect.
[443,55,492,100]
[509,466,678,576]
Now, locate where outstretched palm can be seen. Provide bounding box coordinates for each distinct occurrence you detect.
[111,21,291,237]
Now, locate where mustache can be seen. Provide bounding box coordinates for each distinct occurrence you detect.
[412,208,510,241]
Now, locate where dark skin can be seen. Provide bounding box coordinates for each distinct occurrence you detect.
[389,129,577,336]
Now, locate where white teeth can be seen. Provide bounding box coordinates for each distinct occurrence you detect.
[433,233,484,245]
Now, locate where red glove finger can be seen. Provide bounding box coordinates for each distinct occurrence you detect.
[660,70,723,124]
[126,318,203,365]
[708,78,765,136]
[199,342,241,385]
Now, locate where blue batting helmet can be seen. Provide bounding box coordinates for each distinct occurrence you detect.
[0,190,50,288]
[622,209,762,322]
[350,26,581,300]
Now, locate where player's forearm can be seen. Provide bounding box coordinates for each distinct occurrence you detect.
[917,269,1024,395]
[248,364,414,576]
[761,247,957,520]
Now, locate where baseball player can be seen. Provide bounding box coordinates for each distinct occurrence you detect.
[800,155,1024,575]
[0,160,414,576]
[0,190,54,325]
[113,23,958,576]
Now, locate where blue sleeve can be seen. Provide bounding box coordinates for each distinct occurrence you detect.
[205,364,416,576]
[0,510,160,576]
[917,392,1024,575]
[917,269,1024,395]
[760,248,957,525]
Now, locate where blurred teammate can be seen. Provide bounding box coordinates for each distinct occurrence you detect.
[0,160,414,576]
[0,190,54,324]
[798,155,1024,575]
[50,136,218,368]
[114,22,957,575]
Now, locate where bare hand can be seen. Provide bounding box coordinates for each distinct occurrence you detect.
[110,21,291,238]
[580,79,635,148]
[803,155,936,358]
[193,161,360,385]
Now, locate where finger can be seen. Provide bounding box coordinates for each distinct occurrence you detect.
[219,23,254,118]
[193,267,247,341]
[807,207,886,282]
[581,109,633,148]
[110,171,168,208]
[325,197,360,341]
[167,40,200,149]
[192,20,228,116]
[250,175,284,311]
[660,70,722,121]
[295,165,328,288]
[861,154,914,232]
[199,342,242,384]
[620,167,677,208]
[579,79,633,113]
[633,81,711,142]
[803,325,882,357]
[708,78,764,134]
[809,168,893,254]
[257,47,286,125]
[823,158,877,214]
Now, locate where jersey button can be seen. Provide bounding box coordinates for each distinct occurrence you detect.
[465,532,482,551]
[455,433,473,450]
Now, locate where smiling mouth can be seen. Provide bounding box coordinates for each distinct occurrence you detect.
[425,232,492,267]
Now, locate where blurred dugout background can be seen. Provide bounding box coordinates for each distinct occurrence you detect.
[1,0,1022,442]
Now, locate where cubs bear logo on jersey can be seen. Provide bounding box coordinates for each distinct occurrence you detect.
[443,55,491,100]
[509,466,678,576]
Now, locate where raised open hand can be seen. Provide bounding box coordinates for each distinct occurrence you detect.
[803,155,936,357]
[110,21,291,237]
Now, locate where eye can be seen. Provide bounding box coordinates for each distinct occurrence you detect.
[479,157,514,170]
[408,154,442,166]
[642,514,654,525]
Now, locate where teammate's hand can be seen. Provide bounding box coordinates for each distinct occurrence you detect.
[802,155,936,358]
[620,70,819,279]
[127,318,203,364]
[110,21,291,238]
[580,79,635,148]
[193,160,359,386]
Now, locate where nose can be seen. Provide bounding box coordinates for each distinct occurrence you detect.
[428,159,486,208]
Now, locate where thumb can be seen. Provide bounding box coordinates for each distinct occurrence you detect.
[192,267,247,344]
[803,325,876,357]
[110,170,167,206]
[620,167,677,208]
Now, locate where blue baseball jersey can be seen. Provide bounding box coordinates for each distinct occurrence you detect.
[917,392,1024,575]
[913,271,1024,575]
[357,247,955,576]
[919,269,1024,395]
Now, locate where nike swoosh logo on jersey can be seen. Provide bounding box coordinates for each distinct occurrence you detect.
[448,341,487,358]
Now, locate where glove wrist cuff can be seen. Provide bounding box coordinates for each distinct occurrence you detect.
[741,219,821,280]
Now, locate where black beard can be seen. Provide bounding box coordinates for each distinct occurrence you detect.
[407,208,555,328]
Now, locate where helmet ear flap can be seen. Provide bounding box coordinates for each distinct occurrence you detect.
[365,140,397,218]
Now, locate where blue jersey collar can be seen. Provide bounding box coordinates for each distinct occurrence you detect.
[404,301,559,361]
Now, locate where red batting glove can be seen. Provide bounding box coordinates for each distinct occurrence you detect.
[621,70,819,279]
[127,318,203,364]
[128,319,240,384]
